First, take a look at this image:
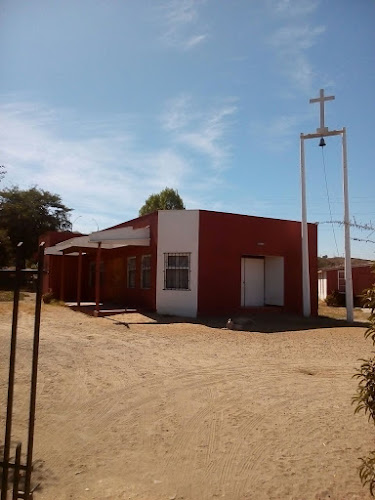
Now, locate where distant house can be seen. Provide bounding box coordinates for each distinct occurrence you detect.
[42,210,318,317]
[318,264,374,304]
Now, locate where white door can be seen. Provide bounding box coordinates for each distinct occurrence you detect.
[241,258,265,307]
[265,256,284,306]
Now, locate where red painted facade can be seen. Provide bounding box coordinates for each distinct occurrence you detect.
[42,213,157,309]
[324,265,374,299]
[42,210,318,316]
[42,231,84,299]
[197,211,317,316]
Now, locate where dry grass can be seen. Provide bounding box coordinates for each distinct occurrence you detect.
[0,290,27,302]
[319,301,371,324]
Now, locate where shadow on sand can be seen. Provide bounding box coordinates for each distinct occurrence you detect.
[71,303,370,334]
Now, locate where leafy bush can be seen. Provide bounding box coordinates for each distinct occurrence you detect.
[325,289,346,307]
[358,452,375,496]
[362,286,375,314]
[353,269,375,495]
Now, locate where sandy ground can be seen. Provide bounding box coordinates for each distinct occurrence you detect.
[0,297,374,500]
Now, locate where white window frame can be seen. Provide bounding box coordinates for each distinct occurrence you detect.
[164,253,190,290]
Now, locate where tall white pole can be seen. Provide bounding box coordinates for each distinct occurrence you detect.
[342,127,354,321]
[300,134,311,317]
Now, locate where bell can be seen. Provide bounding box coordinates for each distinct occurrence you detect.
[319,137,326,147]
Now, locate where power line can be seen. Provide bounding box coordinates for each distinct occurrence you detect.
[320,147,340,255]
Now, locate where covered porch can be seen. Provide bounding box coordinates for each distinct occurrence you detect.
[45,226,151,316]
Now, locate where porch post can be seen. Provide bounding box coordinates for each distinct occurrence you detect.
[60,254,65,301]
[94,242,102,316]
[77,250,83,308]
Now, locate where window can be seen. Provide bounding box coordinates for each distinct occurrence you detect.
[164,253,190,290]
[338,270,345,293]
[127,257,136,288]
[141,255,151,289]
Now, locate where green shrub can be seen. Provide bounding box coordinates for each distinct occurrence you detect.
[353,268,375,496]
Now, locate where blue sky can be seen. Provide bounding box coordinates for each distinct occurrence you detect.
[0,0,374,259]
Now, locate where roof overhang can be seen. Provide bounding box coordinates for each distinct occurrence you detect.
[89,226,150,246]
[45,226,150,255]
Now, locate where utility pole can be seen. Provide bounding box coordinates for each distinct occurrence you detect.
[300,89,353,321]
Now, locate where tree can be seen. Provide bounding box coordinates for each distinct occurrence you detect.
[353,265,375,495]
[0,228,13,267]
[139,187,185,216]
[0,186,72,265]
[0,165,6,183]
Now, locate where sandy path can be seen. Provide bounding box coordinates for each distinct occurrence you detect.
[0,300,373,499]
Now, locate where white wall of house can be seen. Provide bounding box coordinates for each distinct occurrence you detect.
[318,271,327,300]
[156,210,199,317]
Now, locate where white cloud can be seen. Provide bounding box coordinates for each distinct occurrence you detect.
[184,33,208,49]
[269,0,319,17]
[267,1,325,92]
[161,94,192,131]
[0,97,238,230]
[159,0,208,50]
[249,114,300,152]
[0,100,193,229]
[161,95,237,169]
[270,25,325,52]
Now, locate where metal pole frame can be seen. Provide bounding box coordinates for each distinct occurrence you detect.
[24,243,45,498]
[300,127,354,322]
[1,242,45,499]
[1,243,23,500]
[94,242,102,317]
[342,128,354,321]
[300,134,311,317]
[12,443,22,500]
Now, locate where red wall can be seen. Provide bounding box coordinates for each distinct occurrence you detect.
[326,269,338,297]
[197,211,318,316]
[325,265,375,298]
[353,266,374,296]
[40,231,84,296]
[41,214,158,310]
[103,212,158,310]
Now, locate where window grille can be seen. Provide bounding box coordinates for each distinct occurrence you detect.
[164,253,190,290]
[127,257,136,289]
[141,255,151,289]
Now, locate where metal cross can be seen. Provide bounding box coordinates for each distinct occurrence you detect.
[309,89,335,134]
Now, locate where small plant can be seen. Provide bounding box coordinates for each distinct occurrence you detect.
[359,451,375,496]
[353,267,375,495]
[353,356,375,422]
[362,286,375,314]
